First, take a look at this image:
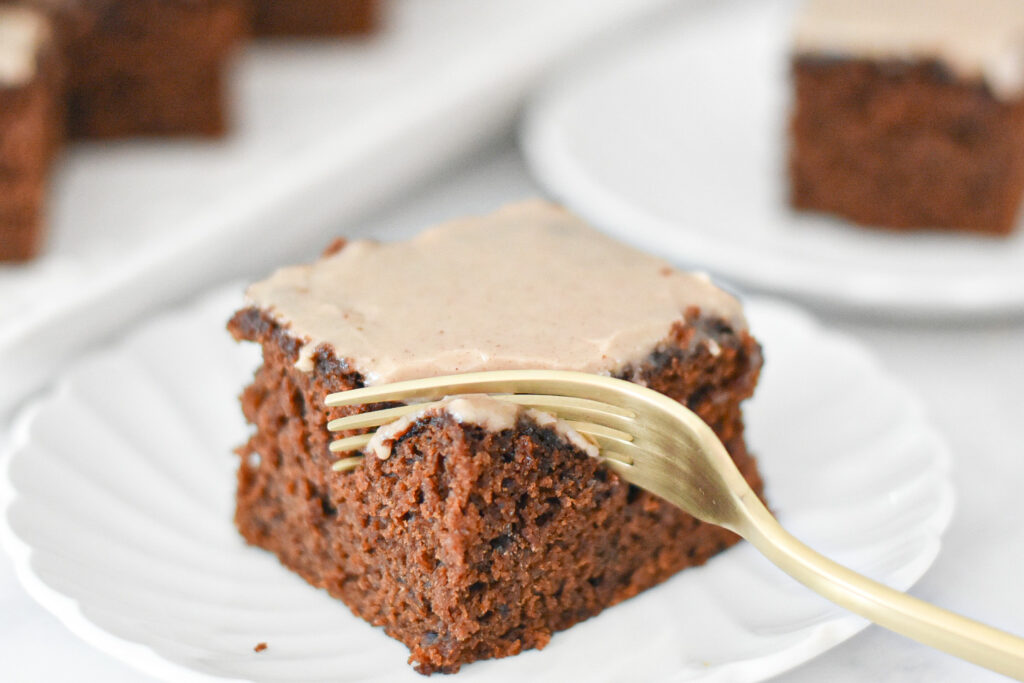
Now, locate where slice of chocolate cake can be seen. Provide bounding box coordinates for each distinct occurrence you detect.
[32,0,247,138]
[251,0,380,37]
[228,200,764,674]
[0,6,61,262]
[790,0,1024,235]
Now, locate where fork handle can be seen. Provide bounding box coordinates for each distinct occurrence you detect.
[737,497,1024,680]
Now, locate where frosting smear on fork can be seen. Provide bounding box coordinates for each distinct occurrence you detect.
[366,395,599,460]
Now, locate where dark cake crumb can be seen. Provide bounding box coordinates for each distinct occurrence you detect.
[253,642,268,653]
[790,56,1024,235]
[251,0,381,37]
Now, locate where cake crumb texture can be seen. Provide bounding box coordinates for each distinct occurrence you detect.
[790,57,1024,234]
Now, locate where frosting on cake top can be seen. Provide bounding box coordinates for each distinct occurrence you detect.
[246,200,745,385]
[0,8,48,87]
[794,0,1024,100]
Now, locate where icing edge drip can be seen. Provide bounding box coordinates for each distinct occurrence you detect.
[793,0,1024,101]
[248,200,746,383]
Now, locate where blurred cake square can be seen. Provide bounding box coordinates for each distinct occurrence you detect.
[0,6,60,261]
[789,0,1024,235]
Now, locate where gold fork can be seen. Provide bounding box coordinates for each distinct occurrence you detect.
[325,369,1024,679]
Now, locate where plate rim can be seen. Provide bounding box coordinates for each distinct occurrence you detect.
[519,0,1024,319]
[0,285,956,683]
[0,401,237,683]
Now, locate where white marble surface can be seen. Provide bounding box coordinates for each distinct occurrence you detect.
[2,146,1023,682]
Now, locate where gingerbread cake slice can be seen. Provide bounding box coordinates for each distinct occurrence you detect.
[251,0,380,37]
[0,6,61,262]
[228,200,764,674]
[790,0,1024,235]
[32,0,247,138]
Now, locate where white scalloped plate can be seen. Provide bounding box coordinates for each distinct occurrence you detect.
[521,0,1024,317]
[1,285,953,682]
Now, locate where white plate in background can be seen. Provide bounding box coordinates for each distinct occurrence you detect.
[522,0,1024,318]
[2,284,953,682]
[0,0,679,417]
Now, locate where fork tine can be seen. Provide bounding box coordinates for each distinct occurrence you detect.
[329,419,632,456]
[329,433,373,453]
[571,422,633,444]
[587,435,647,465]
[327,402,444,432]
[599,450,637,467]
[327,394,635,434]
[324,377,475,407]
[324,371,637,418]
[331,456,364,473]
[496,394,634,419]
